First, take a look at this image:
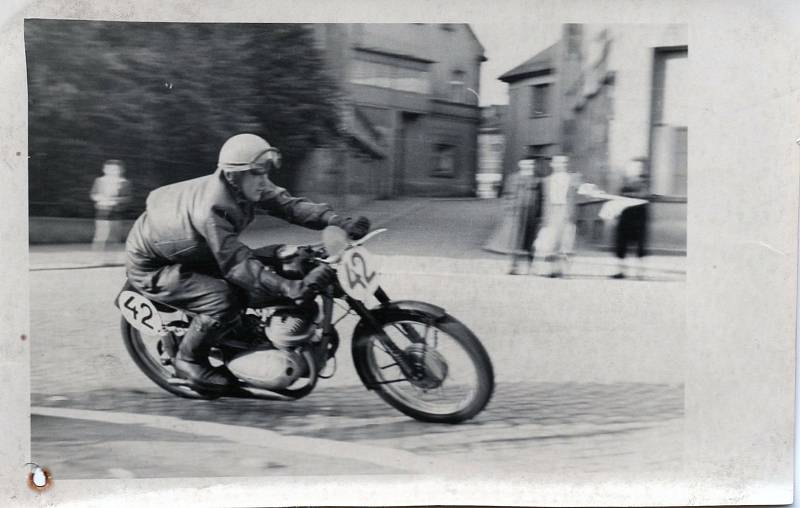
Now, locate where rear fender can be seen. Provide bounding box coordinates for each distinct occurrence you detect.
[114,280,178,313]
[350,300,447,389]
[114,280,135,309]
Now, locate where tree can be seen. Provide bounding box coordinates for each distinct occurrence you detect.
[25,20,343,218]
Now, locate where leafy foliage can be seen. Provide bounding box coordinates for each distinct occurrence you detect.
[26,20,343,218]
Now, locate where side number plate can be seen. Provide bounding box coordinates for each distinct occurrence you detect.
[337,246,381,301]
[118,290,165,335]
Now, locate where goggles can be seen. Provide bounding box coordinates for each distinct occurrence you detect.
[220,146,282,174]
[250,147,282,174]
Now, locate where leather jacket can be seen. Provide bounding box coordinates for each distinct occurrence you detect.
[126,168,337,295]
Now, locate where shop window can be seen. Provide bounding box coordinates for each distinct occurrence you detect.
[528,144,550,157]
[432,144,457,178]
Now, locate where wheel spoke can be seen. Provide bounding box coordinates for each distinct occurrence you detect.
[372,337,392,356]
[364,318,485,417]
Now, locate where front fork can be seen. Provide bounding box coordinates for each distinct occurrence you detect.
[345,286,427,380]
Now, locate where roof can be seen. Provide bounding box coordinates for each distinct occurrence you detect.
[499,42,560,83]
[463,24,487,62]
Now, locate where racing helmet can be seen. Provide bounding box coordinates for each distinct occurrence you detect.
[217,133,282,173]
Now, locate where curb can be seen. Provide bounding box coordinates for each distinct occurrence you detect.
[31,406,460,475]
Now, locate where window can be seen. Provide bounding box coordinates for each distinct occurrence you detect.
[395,65,431,94]
[350,59,431,94]
[432,144,458,178]
[449,70,466,102]
[530,83,551,117]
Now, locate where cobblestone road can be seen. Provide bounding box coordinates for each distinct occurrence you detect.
[30,264,684,480]
[29,198,686,480]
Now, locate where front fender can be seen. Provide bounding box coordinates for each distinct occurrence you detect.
[370,299,447,319]
[350,300,447,390]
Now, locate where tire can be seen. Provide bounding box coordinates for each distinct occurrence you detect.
[120,318,216,400]
[352,308,494,423]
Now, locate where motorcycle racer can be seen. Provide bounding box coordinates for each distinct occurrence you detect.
[125,133,371,391]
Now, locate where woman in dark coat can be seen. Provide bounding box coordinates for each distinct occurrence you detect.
[506,158,544,275]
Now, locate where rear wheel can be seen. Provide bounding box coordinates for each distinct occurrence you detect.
[120,318,217,399]
[353,309,494,423]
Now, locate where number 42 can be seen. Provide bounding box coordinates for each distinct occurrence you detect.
[124,295,155,330]
[345,252,375,290]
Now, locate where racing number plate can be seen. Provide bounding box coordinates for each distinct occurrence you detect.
[337,246,381,301]
[118,290,165,335]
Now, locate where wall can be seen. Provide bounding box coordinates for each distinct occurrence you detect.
[30,217,134,244]
[353,23,483,105]
[565,23,688,252]
[400,112,477,196]
[343,24,482,198]
[503,72,560,178]
[478,131,504,174]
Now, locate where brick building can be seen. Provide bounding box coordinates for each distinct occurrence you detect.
[296,24,486,208]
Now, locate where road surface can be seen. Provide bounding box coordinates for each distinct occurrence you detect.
[29,198,686,481]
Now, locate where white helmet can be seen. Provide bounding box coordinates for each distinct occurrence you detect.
[217,133,282,173]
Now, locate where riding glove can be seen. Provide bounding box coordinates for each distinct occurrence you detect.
[336,216,371,240]
[279,264,336,303]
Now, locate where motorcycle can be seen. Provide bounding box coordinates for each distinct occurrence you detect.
[116,226,494,423]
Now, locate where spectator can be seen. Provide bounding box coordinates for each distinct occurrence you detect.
[534,155,580,277]
[611,161,650,279]
[90,160,132,260]
[506,158,544,275]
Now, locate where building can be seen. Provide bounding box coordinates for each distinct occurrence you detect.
[498,42,564,180]
[296,24,486,208]
[476,105,507,197]
[497,24,687,252]
[561,24,687,199]
[562,24,687,251]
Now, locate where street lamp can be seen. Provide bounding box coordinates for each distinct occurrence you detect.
[466,87,481,105]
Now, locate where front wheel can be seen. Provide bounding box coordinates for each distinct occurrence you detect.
[352,309,494,423]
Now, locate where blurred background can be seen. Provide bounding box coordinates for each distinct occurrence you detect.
[26,21,342,219]
[27,21,686,255]
[27,21,689,479]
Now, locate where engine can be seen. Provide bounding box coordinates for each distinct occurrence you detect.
[225,306,319,391]
[226,348,309,391]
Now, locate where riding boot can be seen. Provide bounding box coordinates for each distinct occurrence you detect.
[173,314,237,390]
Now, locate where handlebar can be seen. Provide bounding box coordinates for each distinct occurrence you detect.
[287,228,388,265]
